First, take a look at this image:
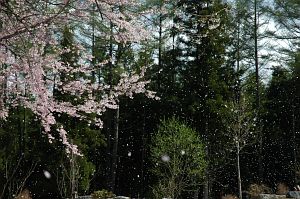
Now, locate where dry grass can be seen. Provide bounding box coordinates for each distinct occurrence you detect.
[248,183,272,199]
[222,194,239,199]
[276,183,289,195]
[15,189,32,199]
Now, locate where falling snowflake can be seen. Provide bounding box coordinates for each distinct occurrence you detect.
[43,170,51,179]
[161,154,170,162]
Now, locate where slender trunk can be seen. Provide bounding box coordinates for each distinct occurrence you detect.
[237,25,240,74]
[254,0,259,107]
[204,119,210,199]
[193,189,199,199]
[158,11,162,89]
[292,105,297,184]
[107,18,119,193]
[254,0,263,183]
[203,114,210,199]
[91,5,96,84]
[236,15,241,103]
[141,106,146,197]
[70,141,77,199]
[106,19,114,191]
[199,4,210,198]
[172,22,176,83]
[22,88,26,153]
[108,21,113,87]
[237,142,242,199]
[0,64,7,118]
[203,118,210,199]
[203,175,209,199]
[158,2,162,66]
[110,107,119,193]
[18,107,22,156]
[18,93,24,157]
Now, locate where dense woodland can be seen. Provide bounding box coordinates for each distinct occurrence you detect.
[0,0,299,199]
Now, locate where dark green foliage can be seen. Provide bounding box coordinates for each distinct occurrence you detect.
[119,0,237,197]
[262,63,300,186]
[1,1,300,198]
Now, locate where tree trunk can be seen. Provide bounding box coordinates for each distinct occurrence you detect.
[107,17,119,193]
[203,176,209,199]
[91,4,96,85]
[254,0,263,183]
[70,140,78,199]
[292,105,297,184]
[204,144,210,199]
[110,107,119,193]
[193,189,199,199]
[157,7,162,89]
[237,142,242,199]
[236,14,241,103]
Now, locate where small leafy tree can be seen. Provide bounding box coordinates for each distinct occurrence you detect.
[150,118,206,199]
[223,98,257,199]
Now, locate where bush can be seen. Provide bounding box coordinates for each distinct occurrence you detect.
[222,194,239,199]
[276,183,289,195]
[150,117,206,199]
[91,189,116,199]
[15,189,32,199]
[248,184,272,199]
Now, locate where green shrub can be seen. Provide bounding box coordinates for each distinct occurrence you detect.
[150,117,206,199]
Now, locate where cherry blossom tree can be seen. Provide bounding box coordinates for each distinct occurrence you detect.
[0,0,156,155]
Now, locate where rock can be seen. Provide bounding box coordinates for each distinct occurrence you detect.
[286,191,300,198]
[259,194,288,199]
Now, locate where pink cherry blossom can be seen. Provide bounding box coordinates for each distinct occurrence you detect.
[0,0,156,155]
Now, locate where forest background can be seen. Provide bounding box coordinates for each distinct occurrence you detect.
[0,0,299,198]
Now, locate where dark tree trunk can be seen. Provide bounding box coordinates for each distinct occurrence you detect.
[254,0,263,183]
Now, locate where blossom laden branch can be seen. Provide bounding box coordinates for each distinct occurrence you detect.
[0,0,71,42]
[0,0,156,155]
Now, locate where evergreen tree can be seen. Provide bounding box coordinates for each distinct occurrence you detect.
[263,57,300,187]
